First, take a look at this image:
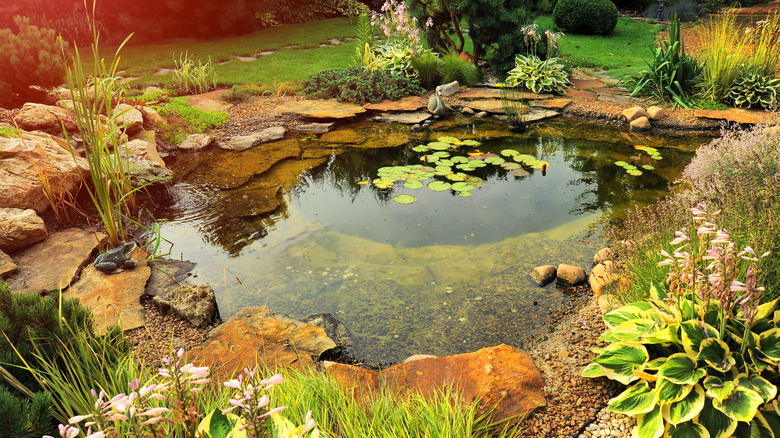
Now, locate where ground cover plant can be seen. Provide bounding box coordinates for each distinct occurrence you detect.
[155,97,229,145]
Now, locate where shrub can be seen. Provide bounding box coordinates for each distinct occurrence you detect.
[505,55,571,94]
[0,16,67,108]
[727,73,780,110]
[553,0,618,35]
[303,66,425,104]
[409,50,443,89]
[440,54,480,87]
[0,386,52,438]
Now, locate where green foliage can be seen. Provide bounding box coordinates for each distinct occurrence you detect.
[727,74,780,110]
[0,16,67,107]
[374,42,431,79]
[156,97,229,145]
[303,66,425,104]
[409,51,443,89]
[440,54,480,87]
[173,52,218,95]
[553,0,618,35]
[331,0,370,24]
[627,13,701,107]
[0,126,18,138]
[505,55,571,94]
[0,385,52,438]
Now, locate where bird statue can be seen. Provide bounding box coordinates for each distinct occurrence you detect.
[428,85,447,116]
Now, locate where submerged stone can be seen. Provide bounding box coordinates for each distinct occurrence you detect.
[529,265,557,287]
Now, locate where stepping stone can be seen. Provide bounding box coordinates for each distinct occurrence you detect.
[276,99,367,119]
[294,123,335,134]
[530,98,572,110]
[363,95,427,112]
[525,110,561,122]
[566,89,598,100]
[374,112,431,124]
[255,50,275,56]
[570,78,605,89]
[467,99,507,113]
[236,56,257,62]
[155,68,175,75]
[219,126,287,151]
[694,108,769,125]
[456,88,552,100]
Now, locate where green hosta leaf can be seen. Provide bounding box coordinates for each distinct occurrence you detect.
[657,377,693,404]
[704,376,736,403]
[698,397,738,438]
[734,410,774,438]
[764,410,780,438]
[697,338,735,373]
[680,320,719,360]
[736,375,777,403]
[581,362,606,378]
[665,421,711,438]
[713,387,765,422]
[759,328,780,361]
[649,280,668,300]
[611,319,658,342]
[593,342,649,385]
[659,353,706,385]
[608,381,657,415]
[645,325,678,344]
[603,302,654,328]
[197,408,247,438]
[664,383,705,425]
[637,405,664,438]
[645,357,668,370]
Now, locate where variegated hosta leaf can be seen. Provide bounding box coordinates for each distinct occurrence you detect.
[736,374,777,403]
[593,342,649,385]
[760,328,780,362]
[608,381,657,415]
[697,338,735,373]
[713,386,764,422]
[679,320,719,360]
[663,383,705,425]
[581,362,606,379]
[657,377,693,404]
[665,421,711,438]
[645,357,668,371]
[649,280,668,301]
[603,302,654,328]
[659,353,707,385]
[704,376,736,403]
[697,398,738,438]
[611,319,658,342]
[637,405,664,438]
[645,325,678,344]
[752,299,778,325]
[763,410,780,437]
[733,410,774,438]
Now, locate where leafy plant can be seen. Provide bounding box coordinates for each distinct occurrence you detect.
[505,54,571,94]
[499,85,531,130]
[584,203,780,438]
[627,12,701,107]
[409,50,442,89]
[553,0,618,35]
[156,97,229,145]
[727,73,780,111]
[303,66,425,104]
[440,54,479,87]
[0,126,18,138]
[173,52,218,95]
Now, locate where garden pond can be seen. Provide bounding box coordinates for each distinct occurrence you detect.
[152,117,711,364]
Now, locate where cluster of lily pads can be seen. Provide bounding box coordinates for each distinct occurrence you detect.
[365,136,551,204]
[614,145,663,177]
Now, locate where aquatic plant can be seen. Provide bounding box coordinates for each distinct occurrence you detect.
[584,203,778,438]
[614,145,663,177]
[172,52,218,95]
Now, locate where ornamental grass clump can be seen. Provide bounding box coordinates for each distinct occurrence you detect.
[584,203,780,438]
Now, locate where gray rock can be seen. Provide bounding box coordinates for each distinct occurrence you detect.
[115,103,144,134]
[593,247,615,266]
[293,123,335,134]
[219,126,287,151]
[630,116,651,132]
[0,208,47,253]
[178,133,213,151]
[557,264,587,286]
[302,313,355,348]
[14,103,78,134]
[153,283,219,328]
[529,265,557,287]
[461,106,475,115]
[119,139,166,167]
[374,112,432,125]
[437,81,460,96]
[144,258,198,297]
[0,249,17,278]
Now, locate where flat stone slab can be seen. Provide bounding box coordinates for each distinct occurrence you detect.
[186,90,233,111]
[363,96,427,112]
[456,88,552,100]
[530,98,573,110]
[236,56,257,62]
[219,126,287,151]
[276,99,367,119]
[525,110,560,122]
[64,246,150,335]
[7,228,107,294]
[567,90,597,100]
[294,123,335,134]
[570,78,606,89]
[320,130,367,145]
[694,108,769,125]
[155,68,175,75]
[374,112,431,124]
[467,99,507,114]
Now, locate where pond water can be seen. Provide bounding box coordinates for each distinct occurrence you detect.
[153,117,709,364]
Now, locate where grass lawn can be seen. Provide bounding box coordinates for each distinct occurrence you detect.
[89,18,358,87]
[534,16,665,81]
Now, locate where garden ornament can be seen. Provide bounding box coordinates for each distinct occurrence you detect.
[93,241,138,274]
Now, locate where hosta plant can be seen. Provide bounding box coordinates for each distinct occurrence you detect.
[505,55,571,95]
[727,73,780,110]
[583,203,780,438]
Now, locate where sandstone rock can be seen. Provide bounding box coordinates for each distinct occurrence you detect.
[646,105,666,120]
[14,103,77,134]
[176,133,213,151]
[557,264,587,286]
[403,354,437,363]
[461,107,475,115]
[475,111,489,118]
[6,228,107,294]
[325,344,545,423]
[115,103,144,134]
[0,208,47,253]
[455,88,551,100]
[293,123,334,134]
[468,99,507,114]
[129,130,156,144]
[140,106,165,127]
[120,139,166,167]
[189,306,336,378]
[374,112,431,125]
[622,106,649,122]
[302,313,355,349]
[630,116,651,132]
[0,132,88,214]
[219,126,287,151]
[529,98,573,110]
[0,250,17,278]
[589,261,619,296]
[320,130,366,145]
[144,259,198,297]
[694,108,768,125]
[276,99,367,119]
[593,247,615,266]
[65,246,150,334]
[529,265,557,287]
[363,96,427,112]
[153,283,219,328]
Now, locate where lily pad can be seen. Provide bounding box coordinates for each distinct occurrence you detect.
[623,164,637,170]
[470,160,486,168]
[452,182,475,192]
[435,165,452,173]
[514,154,537,165]
[419,166,436,172]
[404,180,423,189]
[450,156,469,163]
[501,149,519,157]
[393,194,416,204]
[420,155,439,163]
[485,156,505,165]
[458,191,472,197]
[509,168,529,177]
[447,173,468,182]
[642,165,655,170]
[627,169,643,176]
[412,145,429,153]
[614,161,628,167]
[438,159,454,167]
[531,160,551,170]
[437,136,459,144]
[456,164,475,171]
[433,151,451,158]
[428,142,451,151]
[500,162,521,170]
[651,154,663,160]
[461,140,480,146]
[428,181,452,192]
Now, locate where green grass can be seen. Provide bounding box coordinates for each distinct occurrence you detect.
[534,15,665,81]
[89,18,357,87]
[155,97,229,145]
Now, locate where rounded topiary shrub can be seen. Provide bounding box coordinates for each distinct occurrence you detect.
[553,0,619,35]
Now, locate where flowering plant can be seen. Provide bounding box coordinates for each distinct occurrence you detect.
[371,0,421,46]
[583,203,780,438]
[519,22,564,59]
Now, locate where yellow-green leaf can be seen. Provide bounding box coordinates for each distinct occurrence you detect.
[697,338,735,373]
[593,342,650,385]
[663,383,705,425]
[637,405,664,438]
[659,353,707,385]
[657,377,693,404]
[665,421,711,438]
[713,387,764,422]
[698,398,738,438]
[607,381,657,415]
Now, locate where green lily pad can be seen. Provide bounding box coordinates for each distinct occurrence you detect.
[623,164,637,170]
[458,191,472,197]
[509,168,529,177]
[456,164,475,171]
[642,165,655,170]
[500,162,521,170]
[614,161,628,167]
[404,180,423,189]
[435,165,452,173]
[501,149,519,157]
[428,142,451,151]
[420,155,439,163]
[485,156,505,165]
[461,139,480,146]
[438,159,454,167]
[531,160,551,170]
[433,151,450,158]
[447,172,468,181]
[514,154,536,164]
[428,181,452,192]
[470,160,486,168]
[412,145,429,153]
[452,182,475,192]
[437,136,459,144]
[627,169,643,176]
[450,156,469,163]
[393,194,416,204]
[651,154,663,160]
[419,166,436,172]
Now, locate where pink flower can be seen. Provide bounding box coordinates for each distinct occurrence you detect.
[426,17,433,27]
[68,414,94,424]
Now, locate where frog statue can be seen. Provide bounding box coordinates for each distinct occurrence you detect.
[93,241,138,274]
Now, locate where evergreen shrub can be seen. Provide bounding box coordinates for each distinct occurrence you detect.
[553,0,618,35]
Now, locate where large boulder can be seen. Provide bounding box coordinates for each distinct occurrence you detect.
[324,344,545,423]
[119,139,166,167]
[153,283,219,328]
[529,265,557,287]
[177,133,213,152]
[189,306,336,378]
[0,208,47,253]
[0,132,88,214]
[592,247,615,266]
[302,313,355,349]
[13,103,78,134]
[556,263,587,286]
[219,126,287,151]
[589,260,619,296]
[115,103,144,134]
